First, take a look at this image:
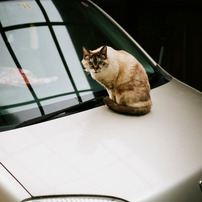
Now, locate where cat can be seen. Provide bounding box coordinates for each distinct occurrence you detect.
[81,45,152,115]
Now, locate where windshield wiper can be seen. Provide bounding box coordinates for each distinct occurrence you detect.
[15,96,105,129]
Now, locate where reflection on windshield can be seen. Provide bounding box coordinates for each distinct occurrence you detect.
[0,67,58,86]
[0,0,100,129]
[0,0,157,131]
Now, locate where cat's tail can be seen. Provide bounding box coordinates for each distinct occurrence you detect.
[103,96,152,115]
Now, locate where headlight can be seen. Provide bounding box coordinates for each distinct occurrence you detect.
[22,195,128,202]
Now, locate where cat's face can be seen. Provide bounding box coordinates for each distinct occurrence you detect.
[82,46,109,73]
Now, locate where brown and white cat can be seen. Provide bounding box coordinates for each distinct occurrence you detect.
[82,45,152,115]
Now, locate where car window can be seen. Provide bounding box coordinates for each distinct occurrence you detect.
[0,1,45,26]
[0,0,167,131]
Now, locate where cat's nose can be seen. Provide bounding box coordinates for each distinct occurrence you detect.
[94,68,99,73]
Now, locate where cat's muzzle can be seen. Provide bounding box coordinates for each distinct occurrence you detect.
[93,68,100,73]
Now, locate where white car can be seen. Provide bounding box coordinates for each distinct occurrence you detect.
[0,0,202,202]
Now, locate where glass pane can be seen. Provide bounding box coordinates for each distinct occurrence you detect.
[0,36,36,111]
[0,35,16,67]
[0,1,45,27]
[6,26,75,98]
[0,35,40,121]
[40,0,63,22]
[53,26,90,91]
[41,94,77,114]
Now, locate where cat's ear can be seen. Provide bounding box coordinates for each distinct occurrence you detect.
[99,45,107,59]
[82,46,90,59]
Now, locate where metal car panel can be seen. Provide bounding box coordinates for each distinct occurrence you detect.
[0,79,201,201]
[0,164,31,202]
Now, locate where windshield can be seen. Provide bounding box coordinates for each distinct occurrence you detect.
[0,0,169,131]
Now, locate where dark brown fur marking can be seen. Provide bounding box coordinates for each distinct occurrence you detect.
[104,96,151,115]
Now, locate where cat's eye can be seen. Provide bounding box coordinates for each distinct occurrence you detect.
[88,62,93,66]
[98,61,104,65]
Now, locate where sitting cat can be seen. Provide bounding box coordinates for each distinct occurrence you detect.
[81,45,152,115]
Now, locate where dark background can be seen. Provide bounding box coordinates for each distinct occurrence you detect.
[93,0,202,91]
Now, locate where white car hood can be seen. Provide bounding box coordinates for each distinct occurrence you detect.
[0,79,202,201]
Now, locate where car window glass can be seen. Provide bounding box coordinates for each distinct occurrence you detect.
[0,0,159,131]
[53,26,91,91]
[0,35,16,67]
[7,27,75,98]
[0,35,38,115]
[40,0,63,22]
[0,1,45,27]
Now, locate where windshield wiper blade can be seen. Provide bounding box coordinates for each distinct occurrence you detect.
[15,96,105,129]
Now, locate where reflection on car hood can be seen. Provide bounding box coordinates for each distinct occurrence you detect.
[0,79,202,201]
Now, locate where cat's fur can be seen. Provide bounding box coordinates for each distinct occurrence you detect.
[82,45,152,115]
